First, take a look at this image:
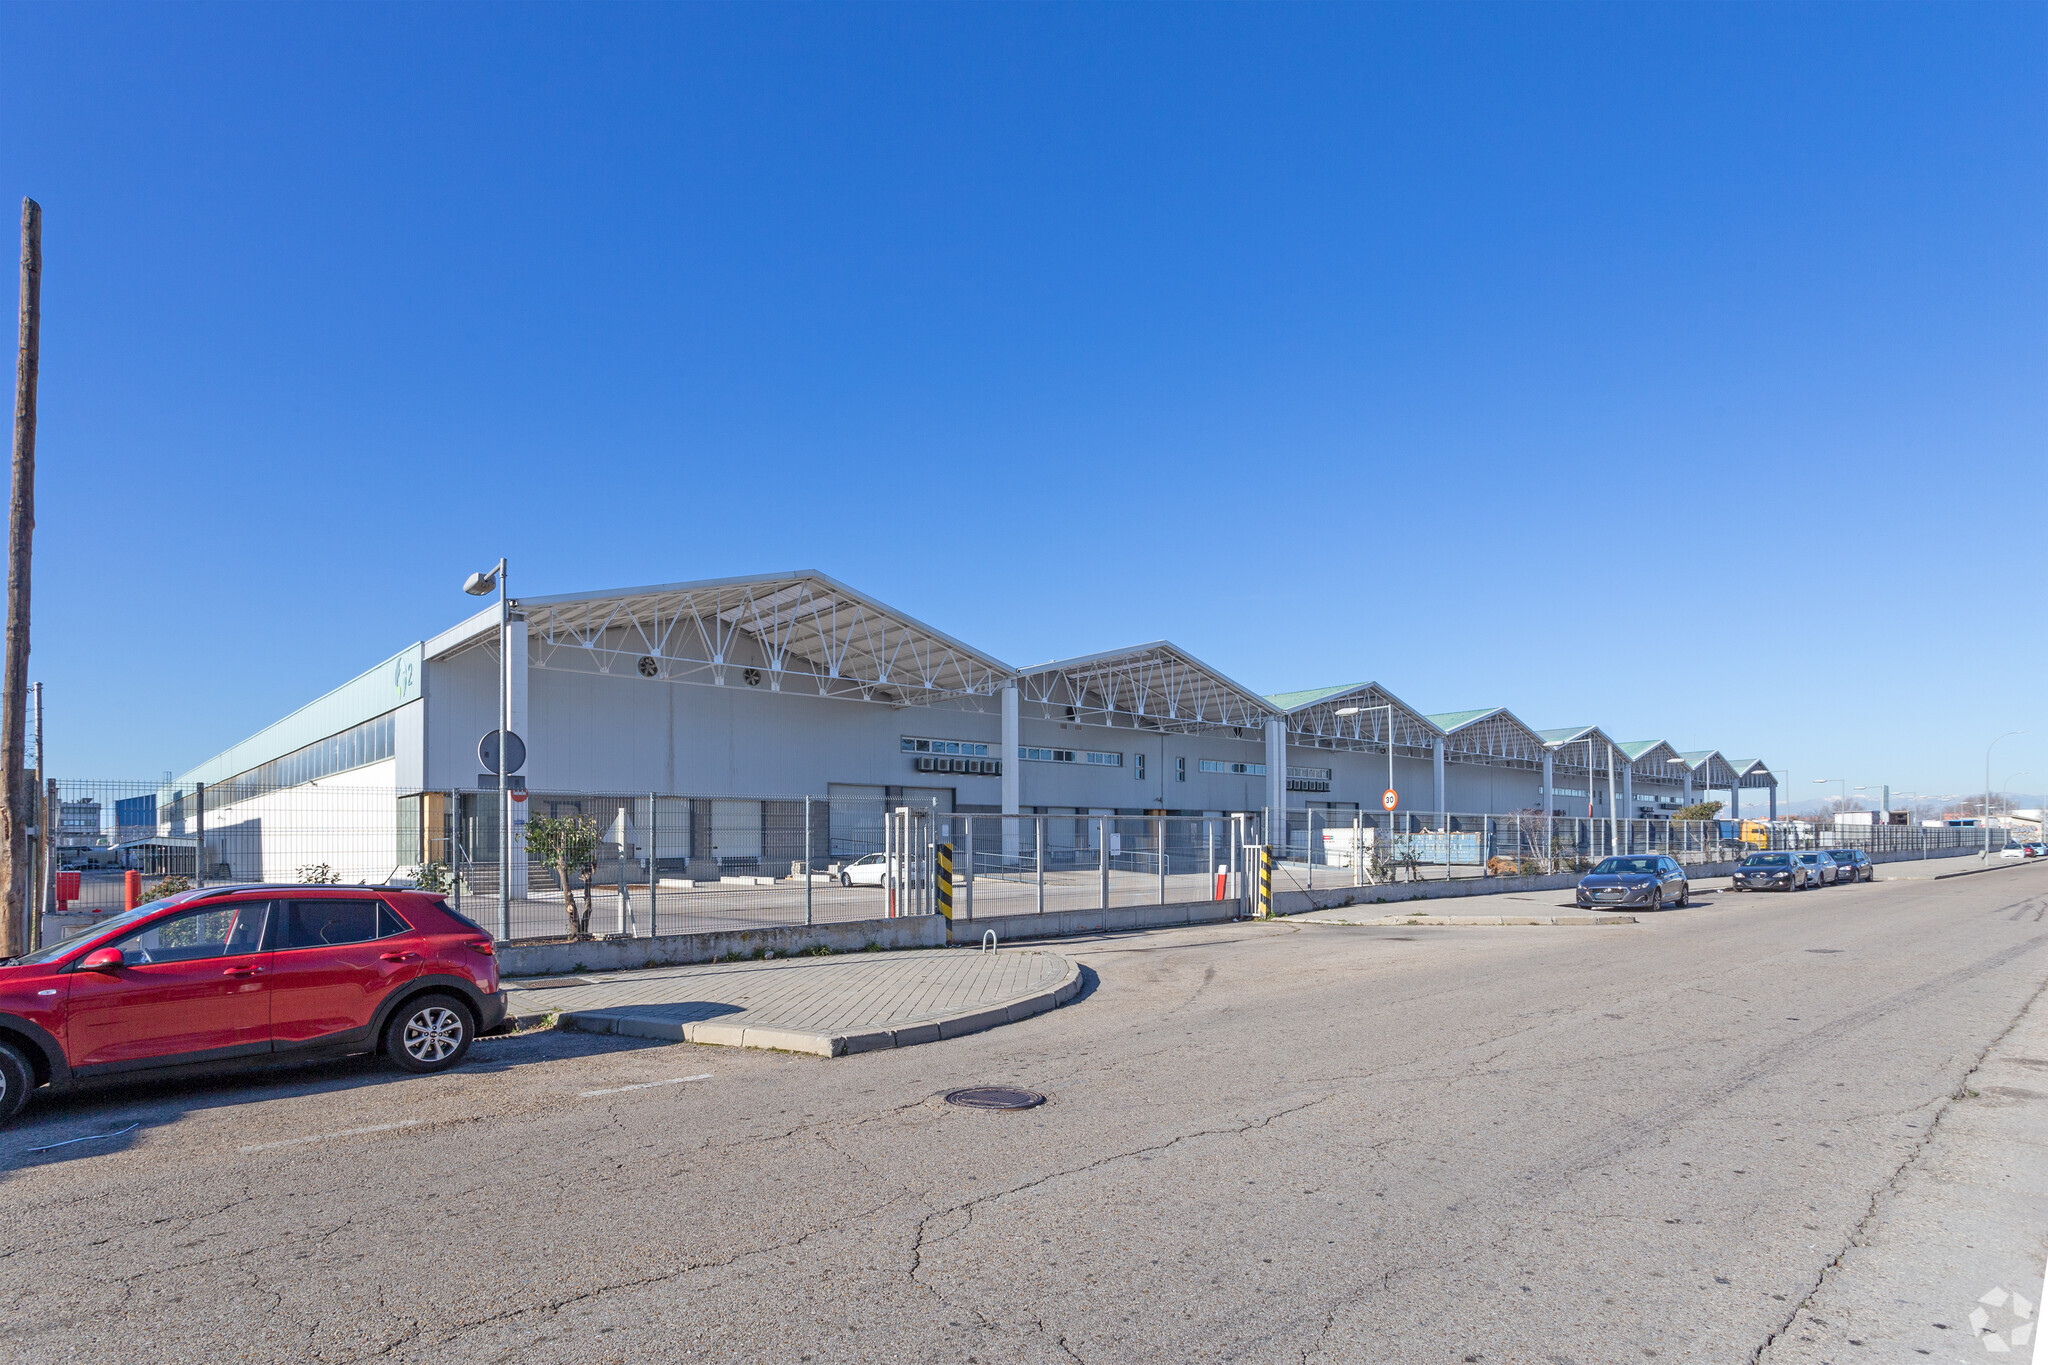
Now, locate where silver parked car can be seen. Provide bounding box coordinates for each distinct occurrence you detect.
[1792,851,1838,887]
[1575,855,1690,910]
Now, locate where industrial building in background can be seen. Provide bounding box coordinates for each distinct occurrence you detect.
[120,571,1782,887]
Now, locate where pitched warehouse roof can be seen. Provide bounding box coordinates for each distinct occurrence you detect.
[1014,641,1276,733]
[1270,682,1441,756]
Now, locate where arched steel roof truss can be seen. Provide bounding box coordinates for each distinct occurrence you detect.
[1014,643,1276,734]
[1676,751,1742,789]
[1620,740,1686,778]
[513,572,1012,707]
[1434,709,1546,769]
[1729,759,1778,789]
[1539,726,1626,776]
[1279,683,1440,758]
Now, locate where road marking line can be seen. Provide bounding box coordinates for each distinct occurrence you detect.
[580,1073,714,1097]
[239,1120,424,1152]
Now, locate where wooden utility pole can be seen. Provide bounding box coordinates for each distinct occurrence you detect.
[2,199,41,958]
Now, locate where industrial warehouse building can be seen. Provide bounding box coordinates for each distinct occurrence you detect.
[151,571,1780,892]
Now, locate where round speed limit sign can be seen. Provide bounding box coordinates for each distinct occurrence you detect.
[1381,789,1398,812]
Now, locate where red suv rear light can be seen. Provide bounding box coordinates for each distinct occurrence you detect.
[461,938,495,956]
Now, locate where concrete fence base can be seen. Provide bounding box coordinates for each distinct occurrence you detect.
[497,895,1251,977]
[959,896,1242,945]
[498,915,949,978]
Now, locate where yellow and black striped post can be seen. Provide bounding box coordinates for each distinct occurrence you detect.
[1256,844,1273,919]
[935,842,955,919]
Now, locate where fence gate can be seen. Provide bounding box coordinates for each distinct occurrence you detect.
[885,804,935,917]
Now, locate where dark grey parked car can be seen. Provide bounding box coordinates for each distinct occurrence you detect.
[1575,855,1689,910]
[1824,848,1874,883]
[1732,851,1811,891]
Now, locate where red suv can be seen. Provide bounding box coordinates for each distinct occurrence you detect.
[0,884,507,1127]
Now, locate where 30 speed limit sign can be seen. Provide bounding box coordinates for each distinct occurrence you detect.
[1382,789,1398,812]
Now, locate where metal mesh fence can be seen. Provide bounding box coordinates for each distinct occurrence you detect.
[939,813,1250,917]
[1268,808,2007,893]
[40,779,2007,939]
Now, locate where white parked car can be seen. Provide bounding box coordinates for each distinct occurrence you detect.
[838,854,924,888]
[839,853,890,887]
[1998,843,2034,859]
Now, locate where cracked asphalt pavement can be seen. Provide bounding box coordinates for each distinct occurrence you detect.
[2,864,2045,1363]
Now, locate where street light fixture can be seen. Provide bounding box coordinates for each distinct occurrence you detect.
[1336,704,1398,828]
[464,558,512,941]
[1814,777,1848,812]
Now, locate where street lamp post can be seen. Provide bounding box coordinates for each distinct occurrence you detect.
[1334,705,1397,806]
[1999,772,2028,825]
[1985,732,2025,855]
[465,559,511,941]
[1337,704,1399,862]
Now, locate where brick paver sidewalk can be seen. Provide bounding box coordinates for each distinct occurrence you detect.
[503,946,1081,1057]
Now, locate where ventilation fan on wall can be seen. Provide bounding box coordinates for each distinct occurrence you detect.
[637,657,659,678]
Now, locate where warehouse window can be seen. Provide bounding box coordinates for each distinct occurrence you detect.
[1021,747,1122,766]
[901,737,991,757]
[1199,760,1266,775]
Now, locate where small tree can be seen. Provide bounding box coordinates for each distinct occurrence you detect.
[524,814,601,938]
[413,861,452,894]
[296,862,341,885]
[138,873,191,905]
[1672,800,1723,823]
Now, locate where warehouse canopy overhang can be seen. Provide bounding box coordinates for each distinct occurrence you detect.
[1676,750,1742,789]
[1729,759,1778,790]
[1014,642,1276,735]
[1620,739,1687,780]
[451,571,1014,708]
[1428,708,1547,769]
[1537,726,1628,775]
[1268,683,1440,757]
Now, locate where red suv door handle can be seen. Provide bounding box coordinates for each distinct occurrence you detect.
[380,951,419,963]
[223,965,262,978]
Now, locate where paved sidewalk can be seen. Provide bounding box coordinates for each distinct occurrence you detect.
[1759,966,2048,1361]
[503,946,1081,1057]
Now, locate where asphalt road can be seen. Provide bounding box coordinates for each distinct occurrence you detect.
[2,864,2044,1364]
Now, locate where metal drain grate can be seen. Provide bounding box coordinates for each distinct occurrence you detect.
[944,1086,1046,1111]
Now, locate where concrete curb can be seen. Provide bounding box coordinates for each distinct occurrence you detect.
[1294,913,1638,928]
[555,952,1085,1059]
[1929,858,2047,881]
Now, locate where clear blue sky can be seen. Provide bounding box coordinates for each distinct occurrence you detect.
[1,2,2042,806]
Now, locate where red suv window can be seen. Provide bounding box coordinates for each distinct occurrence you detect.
[275,899,410,949]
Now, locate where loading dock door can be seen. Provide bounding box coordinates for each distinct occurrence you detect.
[710,800,764,863]
[829,784,885,858]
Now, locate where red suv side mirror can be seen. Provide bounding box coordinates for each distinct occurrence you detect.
[78,947,123,972]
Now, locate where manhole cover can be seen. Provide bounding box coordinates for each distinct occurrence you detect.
[944,1086,1046,1111]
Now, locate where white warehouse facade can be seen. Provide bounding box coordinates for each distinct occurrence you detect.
[163,570,1779,883]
